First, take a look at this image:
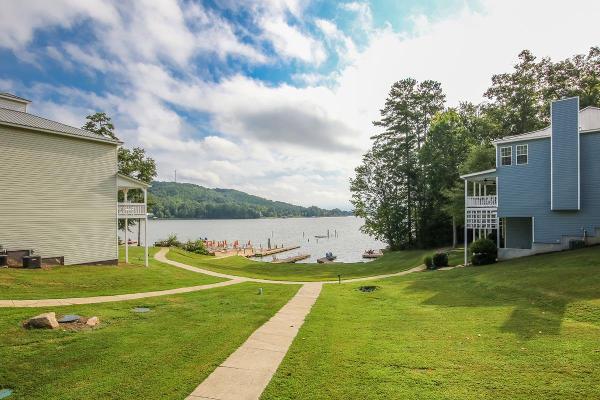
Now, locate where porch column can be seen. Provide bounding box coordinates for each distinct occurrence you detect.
[124,189,129,264]
[495,177,500,250]
[464,179,468,266]
[143,188,148,267]
[483,184,487,238]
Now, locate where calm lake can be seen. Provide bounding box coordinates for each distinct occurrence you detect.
[146,216,385,263]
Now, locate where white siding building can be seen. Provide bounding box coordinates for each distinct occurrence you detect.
[0,92,149,266]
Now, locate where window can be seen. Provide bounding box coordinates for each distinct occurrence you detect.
[500,146,512,166]
[516,144,528,165]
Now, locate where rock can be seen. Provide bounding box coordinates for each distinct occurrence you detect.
[25,312,59,329]
[86,316,99,327]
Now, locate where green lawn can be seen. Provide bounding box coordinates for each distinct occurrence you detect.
[0,247,224,300]
[166,247,464,282]
[263,246,600,399]
[0,282,298,399]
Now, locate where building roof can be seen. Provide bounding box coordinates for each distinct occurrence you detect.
[117,173,151,189]
[0,107,121,145]
[460,168,497,181]
[494,107,600,145]
[0,92,31,103]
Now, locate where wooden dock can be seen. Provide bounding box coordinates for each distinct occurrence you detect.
[362,250,384,259]
[251,246,300,257]
[317,257,337,264]
[272,254,310,264]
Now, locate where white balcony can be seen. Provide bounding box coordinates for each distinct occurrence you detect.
[118,203,147,219]
[466,195,497,208]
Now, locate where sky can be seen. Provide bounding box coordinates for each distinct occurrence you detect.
[1,0,599,210]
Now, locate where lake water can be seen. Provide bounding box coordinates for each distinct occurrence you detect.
[145,216,385,263]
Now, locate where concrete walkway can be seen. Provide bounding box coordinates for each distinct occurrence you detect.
[187,282,323,400]
[0,279,243,308]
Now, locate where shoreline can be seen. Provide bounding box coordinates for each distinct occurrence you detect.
[149,215,356,221]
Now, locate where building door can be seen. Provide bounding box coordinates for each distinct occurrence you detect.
[505,217,533,249]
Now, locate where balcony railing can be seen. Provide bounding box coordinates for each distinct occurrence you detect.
[118,203,147,218]
[466,195,497,208]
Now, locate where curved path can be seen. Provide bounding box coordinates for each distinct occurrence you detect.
[0,248,424,308]
[155,247,425,285]
[0,279,243,308]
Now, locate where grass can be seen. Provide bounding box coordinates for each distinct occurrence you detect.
[0,246,224,299]
[0,282,299,399]
[263,246,600,399]
[166,247,464,282]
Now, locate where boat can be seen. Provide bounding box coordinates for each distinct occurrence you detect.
[317,252,337,263]
[362,249,383,259]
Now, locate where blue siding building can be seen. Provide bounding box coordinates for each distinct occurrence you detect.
[461,97,600,262]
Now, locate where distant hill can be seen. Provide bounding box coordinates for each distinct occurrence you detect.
[148,181,353,219]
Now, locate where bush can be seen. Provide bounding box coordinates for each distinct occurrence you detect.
[181,239,209,255]
[470,239,497,265]
[569,239,586,250]
[154,234,181,248]
[423,255,435,270]
[432,252,449,268]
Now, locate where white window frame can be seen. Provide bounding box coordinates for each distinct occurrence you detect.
[516,144,528,165]
[500,146,512,166]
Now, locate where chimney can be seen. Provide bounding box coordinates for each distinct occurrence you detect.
[551,96,580,211]
[0,92,31,113]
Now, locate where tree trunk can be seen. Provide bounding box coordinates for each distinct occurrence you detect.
[137,221,141,246]
[452,216,457,248]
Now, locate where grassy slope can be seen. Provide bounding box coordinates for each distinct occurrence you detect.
[0,282,298,399]
[0,247,224,299]
[166,248,464,282]
[263,247,600,399]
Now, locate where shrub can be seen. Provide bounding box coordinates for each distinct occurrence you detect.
[470,239,497,265]
[432,252,449,268]
[154,234,181,248]
[569,240,586,250]
[181,239,209,255]
[423,255,435,270]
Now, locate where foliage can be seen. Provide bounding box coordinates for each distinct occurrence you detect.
[470,239,498,265]
[154,234,182,248]
[432,252,449,268]
[484,47,600,136]
[181,239,209,255]
[149,181,351,219]
[351,78,446,250]
[82,112,117,140]
[423,255,434,270]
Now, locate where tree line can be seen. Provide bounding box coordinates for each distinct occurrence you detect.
[149,181,352,219]
[351,47,600,250]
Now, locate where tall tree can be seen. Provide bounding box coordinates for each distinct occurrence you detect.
[419,110,470,247]
[484,50,546,136]
[351,78,445,250]
[82,112,118,140]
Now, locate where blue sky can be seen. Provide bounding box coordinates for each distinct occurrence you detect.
[1,0,599,209]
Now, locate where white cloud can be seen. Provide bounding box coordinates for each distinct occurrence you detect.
[260,15,326,64]
[0,0,117,50]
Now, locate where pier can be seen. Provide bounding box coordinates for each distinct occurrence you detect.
[251,245,301,257]
[272,254,311,263]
